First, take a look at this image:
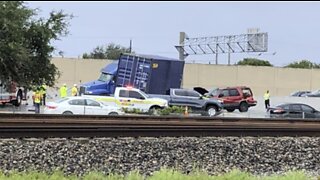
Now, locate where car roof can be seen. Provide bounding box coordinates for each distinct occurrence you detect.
[60,96,98,101]
[217,86,250,89]
[277,103,311,107]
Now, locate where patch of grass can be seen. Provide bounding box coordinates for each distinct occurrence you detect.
[0,168,316,180]
[261,170,312,180]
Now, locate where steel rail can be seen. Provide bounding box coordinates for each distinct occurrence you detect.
[0,114,319,137]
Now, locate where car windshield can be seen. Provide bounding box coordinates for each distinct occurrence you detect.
[138,90,149,98]
[98,73,113,82]
[100,101,109,106]
[290,91,299,96]
[207,88,220,96]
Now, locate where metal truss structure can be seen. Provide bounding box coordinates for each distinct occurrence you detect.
[175,32,268,64]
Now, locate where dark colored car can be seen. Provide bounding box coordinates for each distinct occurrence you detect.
[268,103,320,118]
[290,91,311,97]
[195,86,257,112]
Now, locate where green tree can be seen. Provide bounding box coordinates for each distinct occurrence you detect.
[82,43,133,60]
[284,60,320,69]
[0,1,72,89]
[237,58,273,66]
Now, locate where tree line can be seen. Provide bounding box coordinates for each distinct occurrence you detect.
[237,58,320,69]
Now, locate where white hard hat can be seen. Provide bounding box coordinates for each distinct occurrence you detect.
[74,84,77,86]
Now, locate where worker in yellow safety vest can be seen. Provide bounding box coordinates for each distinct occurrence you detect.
[60,83,68,98]
[34,87,42,114]
[71,84,78,96]
[264,90,270,110]
[40,84,47,106]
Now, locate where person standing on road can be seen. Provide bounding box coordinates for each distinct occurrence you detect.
[40,84,47,106]
[71,84,78,96]
[264,90,270,109]
[34,87,42,114]
[60,83,68,98]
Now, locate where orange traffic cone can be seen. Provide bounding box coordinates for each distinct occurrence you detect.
[184,106,189,116]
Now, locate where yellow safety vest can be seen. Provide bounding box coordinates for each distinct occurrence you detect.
[41,85,47,94]
[264,93,270,100]
[71,87,78,96]
[34,92,41,103]
[60,86,67,98]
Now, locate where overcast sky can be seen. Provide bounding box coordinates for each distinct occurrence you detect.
[26,1,320,66]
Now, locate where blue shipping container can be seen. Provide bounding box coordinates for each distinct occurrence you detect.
[116,54,184,95]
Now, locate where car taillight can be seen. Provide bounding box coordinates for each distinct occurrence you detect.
[46,105,57,109]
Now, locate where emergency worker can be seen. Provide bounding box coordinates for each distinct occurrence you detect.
[264,90,270,109]
[40,84,47,105]
[71,84,78,96]
[60,83,68,98]
[34,87,42,114]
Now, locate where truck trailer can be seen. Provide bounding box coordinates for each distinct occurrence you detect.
[80,54,185,95]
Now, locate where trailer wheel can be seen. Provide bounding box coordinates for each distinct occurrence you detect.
[13,90,22,107]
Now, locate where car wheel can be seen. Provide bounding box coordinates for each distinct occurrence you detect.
[206,105,217,117]
[226,108,235,112]
[149,106,161,116]
[108,112,119,116]
[239,102,249,112]
[62,111,73,115]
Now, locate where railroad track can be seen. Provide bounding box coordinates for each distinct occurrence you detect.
[0,114,320,137]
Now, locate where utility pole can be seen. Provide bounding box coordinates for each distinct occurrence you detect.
[179,32,186,61]
[215,44,218,65]
[129,39,132,53]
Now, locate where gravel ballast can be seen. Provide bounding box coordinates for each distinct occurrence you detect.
[0,137,319,176]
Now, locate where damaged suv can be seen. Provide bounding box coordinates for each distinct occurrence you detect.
[194,86,257,112]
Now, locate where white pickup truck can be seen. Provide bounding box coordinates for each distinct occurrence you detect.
[82,87,168,113]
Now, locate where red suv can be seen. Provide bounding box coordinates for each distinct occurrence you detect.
[204,86,257,112]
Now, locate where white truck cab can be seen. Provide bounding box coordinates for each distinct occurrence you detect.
[83,87,168,113]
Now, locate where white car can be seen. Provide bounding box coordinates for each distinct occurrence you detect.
[44,97,124,115]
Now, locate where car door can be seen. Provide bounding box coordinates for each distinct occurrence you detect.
[301,104,316,118]
[67,99,86,114]
[170,89,189,106]
[226,88,242,106]
[117,89,135,110]
[128,90,148,110]
[219,89,231,107]
[185,90,203,109]
[288,104,303,118]
[84,99,106,115]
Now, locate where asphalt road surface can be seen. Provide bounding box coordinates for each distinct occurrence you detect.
[1,93,320,118]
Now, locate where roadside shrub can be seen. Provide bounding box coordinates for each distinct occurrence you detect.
[122,108,145,114]
[159,106,189,116]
